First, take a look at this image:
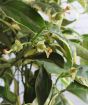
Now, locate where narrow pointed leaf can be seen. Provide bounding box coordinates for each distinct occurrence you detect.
[35,66,52,105]
[0,0,45,33]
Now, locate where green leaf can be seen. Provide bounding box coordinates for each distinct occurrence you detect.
[50,94,72,105]
[46,23,61,35]
[77,65,88,78]
[0,21,13,48]
[80,34,88,64]
[75,76,88,87]
[0,68,16,104]
[2,69,13,85]
[76,66,88,87]
[82,34,88,49]
[78,0,87,8]
[1,0,45,33]
[0,63,11,69]
[30,1,64,24]
[0,86,17,103]
[67,81,88,104]
[68,0,74,2]
[43,61,66,74]
[68,0,87,8]
[62,19,76,26]
[24,70,39,103]
[52,35,72,68]
[35,66,52,105]
[62,28,81,43]
[30,52,64,68]
[24,99,38,105]
[75,43,88,60]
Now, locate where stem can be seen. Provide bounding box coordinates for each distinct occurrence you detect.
[21,65,25,85]
[48,73,67,105]
[48,86,54,105]
[31,27,45,42]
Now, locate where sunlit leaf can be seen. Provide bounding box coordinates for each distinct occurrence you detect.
[52,35,72,68]
[50,93,72,105]
[68,0,87,8]
[76,65,88,87]
[67,81,88,104]
[75,43,88,60]
[75,76,88,87]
